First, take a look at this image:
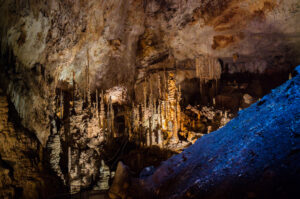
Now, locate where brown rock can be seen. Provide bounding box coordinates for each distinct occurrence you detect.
[109,161,131,199]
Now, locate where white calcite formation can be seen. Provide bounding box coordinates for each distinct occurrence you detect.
[0,0,299,196]
[0,0,298,147]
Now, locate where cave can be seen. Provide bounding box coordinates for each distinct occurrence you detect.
[0,0,299,199]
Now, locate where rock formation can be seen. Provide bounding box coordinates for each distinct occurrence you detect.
[112,66,300,199]
[0,0,299,197]
[0,88,64,198]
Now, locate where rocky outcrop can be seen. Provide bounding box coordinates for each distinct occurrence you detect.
[112,66,300,199]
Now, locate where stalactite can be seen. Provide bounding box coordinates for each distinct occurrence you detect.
[85,48,91,105]
[136,104,140,141]
[196,56,222,98]
[96,89,99,118]
[107,97,111,135]
[149,77,153,145]
[165,69,168,94]
[214,78,217,95]
[126,109,131,138]
[158,100,162,127]
[158,74,162,99]
[130,103,135,139]
[143,79,147,125]
[100,91,105,128]
[72,71,76,110]
[110,97,115,138]
[131,103,136,138]
[60,89,63,119]
[149,77,153,116]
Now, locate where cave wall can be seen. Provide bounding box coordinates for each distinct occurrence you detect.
[0,1,299,196]
[0,88,65,198]
[0,0,299,146]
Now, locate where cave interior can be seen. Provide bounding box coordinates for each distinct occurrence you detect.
[0,0,299,199]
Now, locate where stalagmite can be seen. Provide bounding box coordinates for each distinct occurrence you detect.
[146,129,151,146]
[177,85,181,131]
[157,129,162,147]
[48,119,66,184]
[143,79,147,126]
[149,78,153,146]
[68,146,72,183]
[167,72,179,142]
[95,160,110,191]
[158,100,162,127]
[152,130,156,145]
[128,69,183,147]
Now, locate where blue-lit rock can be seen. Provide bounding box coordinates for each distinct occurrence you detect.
[128,66,300,199]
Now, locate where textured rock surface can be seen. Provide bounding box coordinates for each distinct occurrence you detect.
[0,88,64,199]
[0,0,299,146]
[0,0,299,196]
[124,66,300,199]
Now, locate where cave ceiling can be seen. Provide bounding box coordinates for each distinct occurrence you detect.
[0,0,299,145]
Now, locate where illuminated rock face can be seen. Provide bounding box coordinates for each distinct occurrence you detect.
[115,66,300,199]
[131,72,183,146]
[0,0,299,196]
[0,0,299,147]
